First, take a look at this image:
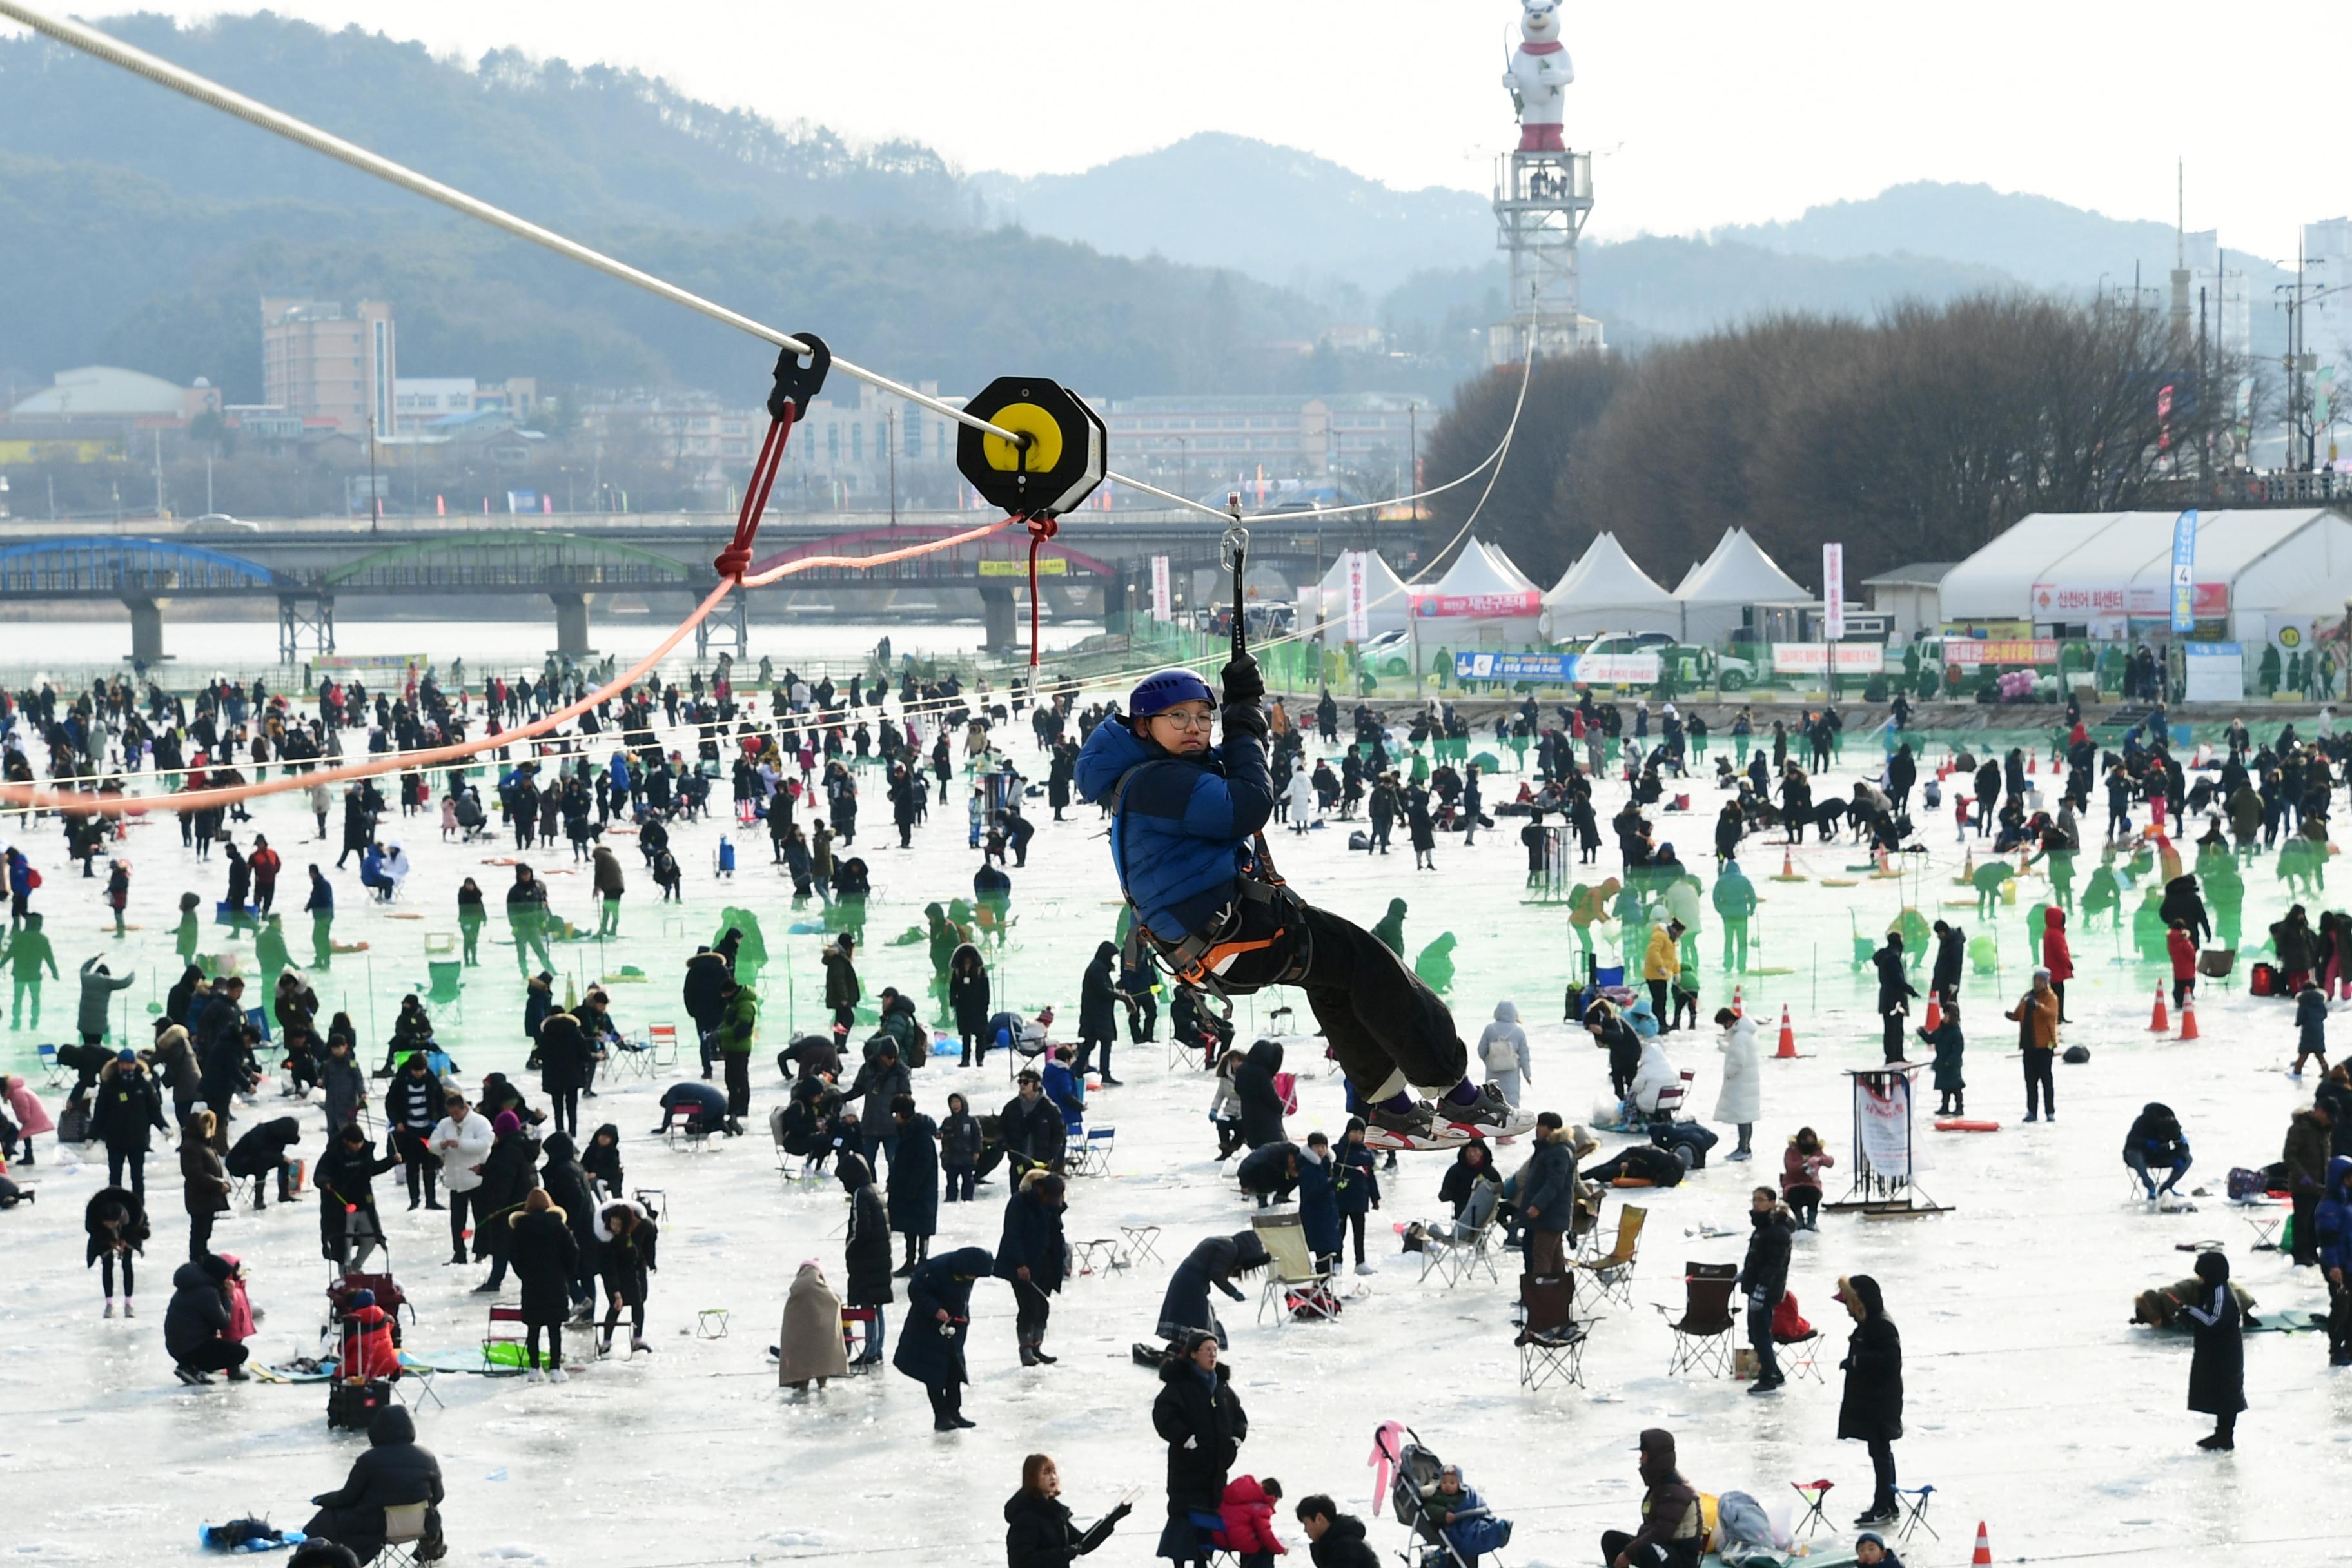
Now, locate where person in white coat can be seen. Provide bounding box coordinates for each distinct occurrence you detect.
[1629,1036,1680,1119]
[429,1094,494,1266]
[1476,1001,1533,1107]
[1284,770,1313,834]
[1712,1006,1761,1161]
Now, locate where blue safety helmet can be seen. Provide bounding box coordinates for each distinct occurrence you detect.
[1128,667,1215,720]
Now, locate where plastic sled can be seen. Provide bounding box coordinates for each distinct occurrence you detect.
[1934,1118,2001,1132]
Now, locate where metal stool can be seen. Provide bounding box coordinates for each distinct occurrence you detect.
[1790,1480,1834,1539]
[1896,1484,1939,1542]
[1119,1224,1164,1265]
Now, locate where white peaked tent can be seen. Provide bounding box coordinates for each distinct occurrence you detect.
[1672,527,1812,642]
[1481,540,1542,594]
[1304,548,1412,638]
[1542,531,1681,639]
[1417,537,1544,641]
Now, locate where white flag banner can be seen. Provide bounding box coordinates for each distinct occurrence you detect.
[1345,551,1371,642]
[1150,555,1171,622]
[1853,1071,1919,1179]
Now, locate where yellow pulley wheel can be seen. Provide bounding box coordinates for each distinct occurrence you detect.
[957,375,1107,517]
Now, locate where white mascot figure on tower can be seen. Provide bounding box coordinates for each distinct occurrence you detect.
[1504,0,1573,152]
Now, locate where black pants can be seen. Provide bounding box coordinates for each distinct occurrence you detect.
[1013,1277,1052,1346]
[551,1088,580,1137]
[526,1321,564,1369]
[1219,900,1467,1099]
[1882,1008,1905,1063]
[2052,979,2068,1021]
[925,1380,964,1424]
[695,1016,720,1077]
[189,1209,217,1261]
[2292,1191,2320,1265]
[2328,1274,2352,1357]
[400,1137,439,1204]
[1867,1436,1897,1512]
[1126,991,1157,1043]
[179,1337,249,1375]
[2023,1048,2055,1116]
[945,1166,976,1202]
[1648,979,1673,1032]
[107,1147,146,1199]
[1599,1531,1700,1568]
[101,1251,135,1299]
[724,1053,750,1119]
[1787,1188,1820,1227]
[447,1190,476,1261]
[602,1293,647,1344]
[1346,1210,1367,1266]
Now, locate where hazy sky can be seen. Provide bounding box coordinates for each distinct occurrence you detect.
[24,1,2322,262]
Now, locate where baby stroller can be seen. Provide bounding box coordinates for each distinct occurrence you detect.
[1377,1424,1513,1567]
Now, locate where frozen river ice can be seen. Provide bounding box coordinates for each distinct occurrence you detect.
[0,674,2342,1567]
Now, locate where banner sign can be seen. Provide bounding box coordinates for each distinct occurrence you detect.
[1150,554,1171,622]
[2170,509,2199,632]
[1942,638,2059,667]
[979,556,1067,577]
[1411,589,1543,620]
[2030,581,2228,618]
[1770,643,1885,674]
[2182,642,2244,703]
[313,654,428,677]
[1821,542,1845,640]
[1574,653,1661,685]
[1344,551,1370,643]
[1854,1071,1917,1181]
[1455,652,1571,681]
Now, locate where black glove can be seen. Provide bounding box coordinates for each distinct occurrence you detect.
[1220,655,1264,708]
[1222,703,1269,741]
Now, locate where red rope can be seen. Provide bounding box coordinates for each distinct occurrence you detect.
[1023,513,1058,667]
[714,405,794,580]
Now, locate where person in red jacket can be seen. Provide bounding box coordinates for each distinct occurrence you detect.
[338,1289,400,1382]
[1216,1475,1287,1565]
[2166,919,2198,1012]
[2041,907,2075,1024]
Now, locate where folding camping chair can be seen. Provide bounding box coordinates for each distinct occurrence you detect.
[1573,1203,1647,1311]
[1776,1324,1825,1383]
[665,1105,714,1152]
[377,1501,437,1568]
[646,1023,680,1070]
[609,1034,656,1081]
[1791,1480,1835,1540]
[1649,1069,1696,1123]
[1066,1124,1115,1177]
[35,1043,66,1089]
[1654,1262,1739,1377]
[482,1304,528,1369]
[1516,1273,1588,1391]
[1119,1224,1164,1266]
[1418,1180,1503,1288]
[1896,1484,1940,1543]
[1253,1210,1338,1327]
[840,1306,879,1372]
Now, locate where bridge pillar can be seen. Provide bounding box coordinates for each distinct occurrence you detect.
[551,592,594,660]
[123,597,166,666]
[979,584,1018,654]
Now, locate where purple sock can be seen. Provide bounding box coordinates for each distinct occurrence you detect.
[1445,1079,1482,1108]
[1379,1091,1416,1114]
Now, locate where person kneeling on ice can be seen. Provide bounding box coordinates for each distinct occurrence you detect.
[1599,1427,1701,1568]
[1074,661,1533,1151]
[1141,1230,1270,1362]
[301,1406,446,1563]
[2122,1102,2193,1200]
[652,1079,727,1136]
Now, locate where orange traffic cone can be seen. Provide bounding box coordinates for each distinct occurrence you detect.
[2147,984,2170,1033]
[1732,985,1745,1018]
[1774,1006,1799,1059]
[2178,994,2199,1041]
[1972,1521,1993,1566]
[1922,992,1944,1033]
[2028,752,2038,774]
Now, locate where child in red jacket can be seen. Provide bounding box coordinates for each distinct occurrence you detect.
[1216,1475,1287,1565]
[2166,919,2198,1010]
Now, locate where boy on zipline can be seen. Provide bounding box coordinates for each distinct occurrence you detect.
[1076,656,1534,1150]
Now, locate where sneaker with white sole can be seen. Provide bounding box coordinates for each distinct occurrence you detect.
[548,1367,569,1384]
[123,1300,135,1318]
[1434,1084,1538,1142]
[525,1367,545,1384]
[104,1300,115,1320]
[1355,1262,1377,1277]
[631,1336,652,1354]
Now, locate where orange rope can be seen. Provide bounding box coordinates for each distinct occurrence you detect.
[0,516,1023,818]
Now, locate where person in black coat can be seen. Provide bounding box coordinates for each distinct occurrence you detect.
[301,1406,445,1563]
[1001,1072,1066,1177]
[994,1168,1068,1366]
[534,1010,593,1138]
[895,1244,995,1431]
[503,1188,579,1377]
[1438,1143,1503,1220]
[536,1131,602,1317]
[1003,1453,1132,1568]
[471,1112,541,1293]
[1929,919,1965,1007]
[1152,1231,1269,1351]
[84,1184,150,1314]
[1738,1187,1795,1393]
[315,1122,399,1270]
[226,1115,304,1210]
[1152,1332,1249,1564]
[91,1054,169,1198]
[164,1254,247,1382]
[1235,1142,1300,1207]
[2182,1250,2244,1449]
[1516,1114,1581,1275]
[950,945,993,1068]
[840,1153,894,1365]
[1075,941,1123,1084]
[1836,1273,1904,1527]
[1233,1039,1286,1150]
[580,1122,624,1198]
[888,1096,941,1273]
[939,1092,983,1203]
[1871,935,1917,1064]
[681,946,732,1079]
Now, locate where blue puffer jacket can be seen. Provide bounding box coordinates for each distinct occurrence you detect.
[2317,1155,2352,1273]
[1073,716,1274,942]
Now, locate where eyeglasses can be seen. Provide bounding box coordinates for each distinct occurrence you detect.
[1152,709,1215,732]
